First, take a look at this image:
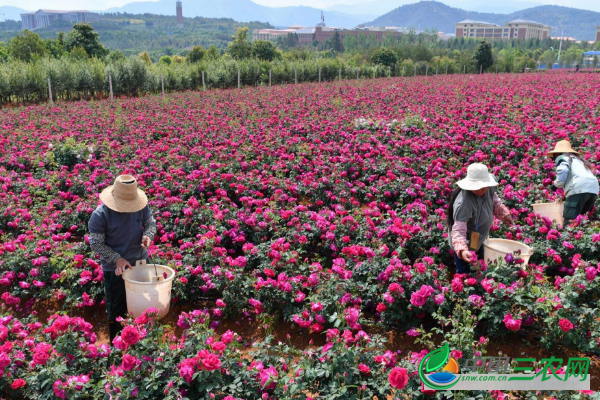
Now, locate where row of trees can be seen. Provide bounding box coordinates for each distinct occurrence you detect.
[0,54,524,105]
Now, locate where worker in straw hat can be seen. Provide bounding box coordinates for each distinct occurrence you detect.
[447,163,513,274]
[548,140,599,225]
[88,175,156,342]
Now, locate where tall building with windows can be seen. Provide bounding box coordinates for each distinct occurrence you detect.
[455,20,506,39]
[455,19,550,40]
[21,9,99,30]
[505,19,550,40]
[176,1,183,28]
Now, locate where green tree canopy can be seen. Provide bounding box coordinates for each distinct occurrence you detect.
[474,40,493,72]
[206,45,220,60]
[159,55,172,64]
[106,50,127,63]
[138,51,152,65]
[227,27,251,60]
[331,31,344,53]
[187,45,206,63]
[8,30,47,62]
[371,47,398,67]
[251,40,279,61]
[65,23,107,59]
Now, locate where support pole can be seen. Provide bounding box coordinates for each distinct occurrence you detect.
[436,65,438,75]
[269,69,272,87]
[202,71,206,91]
[414,65,416,76]
[388,66,391,77]
[480,64,483,74]
[295,68,297,84]
[238,70,241,89]
[109,74,113,100]
[356,69,359,80]
[318,67,321,83]
[47,78,53,104]
[402,66,405,76]
[426,64,429,76]
[161,75,164,95]
[446,65,448,75]
[463,65,466,74]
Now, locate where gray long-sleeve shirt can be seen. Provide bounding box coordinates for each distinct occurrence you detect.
[88,204,156,271]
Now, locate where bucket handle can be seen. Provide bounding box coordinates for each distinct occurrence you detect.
[134,259,147,268]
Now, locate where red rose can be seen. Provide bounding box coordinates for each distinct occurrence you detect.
[200,353,221,371]
[121,326,141,346]
[11,379,26,389]
[122,354,138,371]
[358,363,371,375]
[32,351,50,366]
[388,367,408,389]
[559,319,573,333]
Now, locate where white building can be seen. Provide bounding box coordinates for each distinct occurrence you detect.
[21,10,99,30]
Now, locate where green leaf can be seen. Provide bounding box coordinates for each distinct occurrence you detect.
[425,342,450,373]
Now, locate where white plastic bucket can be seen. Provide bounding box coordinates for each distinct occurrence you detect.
[532,202,564,226]
[483,238,534,267]
[122,260,175,320]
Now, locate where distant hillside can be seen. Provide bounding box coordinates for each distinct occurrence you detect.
[0,6,29,21]
[0,13,272,57]
[105,0,365,28]
[326,0,540,17]
[369,1,600,40]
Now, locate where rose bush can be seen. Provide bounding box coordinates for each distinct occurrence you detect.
[0,72,599,396]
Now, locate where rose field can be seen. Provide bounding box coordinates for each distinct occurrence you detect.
[1,72,600,399]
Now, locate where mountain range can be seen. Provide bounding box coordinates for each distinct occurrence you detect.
[5,0,600,40]
[325,0,542,16]
[369,1,600,40]
[0,6,29,21]
[104,0,367,28]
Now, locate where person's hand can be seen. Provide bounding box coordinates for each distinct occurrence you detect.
[141,235,151,249]
[460,250,474,263]
[502,215,514,226]
[115,258,131,276]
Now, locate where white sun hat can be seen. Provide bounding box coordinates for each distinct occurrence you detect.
[456,163,498,191]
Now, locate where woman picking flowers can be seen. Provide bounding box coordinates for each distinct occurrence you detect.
[548,140,599,225]
[447,163,513,273]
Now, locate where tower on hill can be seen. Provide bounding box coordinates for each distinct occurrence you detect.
[176,1,183,28]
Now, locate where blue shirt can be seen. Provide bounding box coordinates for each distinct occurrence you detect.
[88,204,155,271]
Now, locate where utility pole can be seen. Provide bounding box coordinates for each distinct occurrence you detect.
[557,28,564,66]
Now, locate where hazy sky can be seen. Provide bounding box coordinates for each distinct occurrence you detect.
[5,0,599,12]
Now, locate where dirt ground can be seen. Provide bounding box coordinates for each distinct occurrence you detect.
[27,298,600,393]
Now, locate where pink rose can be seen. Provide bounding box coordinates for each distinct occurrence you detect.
[122,354,138,371]
[559,319,573,333]
[503,314,521,331]
[120,326,141,346]
[358,363,371,375]
[11,378,26,389]
[388,367,409,389]
[200,353,221,371]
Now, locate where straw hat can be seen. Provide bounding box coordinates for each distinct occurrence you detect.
[547,140,579,156]
[456,163,498,191]
[99,175,148,213]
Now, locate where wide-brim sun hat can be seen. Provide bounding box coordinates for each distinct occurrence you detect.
[456,163,498,191]
[99,175,148,213]
[547,140,579,156]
